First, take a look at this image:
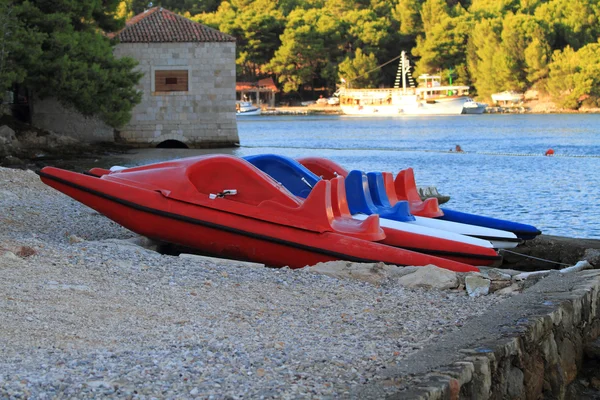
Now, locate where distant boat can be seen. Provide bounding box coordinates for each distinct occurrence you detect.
[236,100,261,116]
[491,91,524,104]
[237,108,261,116]
[462,98,487,114]
[338,51,471,116]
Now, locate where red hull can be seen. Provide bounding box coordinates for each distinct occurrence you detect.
[39,156,479,272]
[90,163,499,266]
[327,176,499,266]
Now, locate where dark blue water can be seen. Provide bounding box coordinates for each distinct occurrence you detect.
[102,114,600,239]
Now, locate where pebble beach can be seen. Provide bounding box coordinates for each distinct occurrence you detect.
[0,166,507,398]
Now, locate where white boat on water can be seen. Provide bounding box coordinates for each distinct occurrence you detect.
[237,107,261,116]
[462,98,487,114]
[491,91,524,104]
[236,100,262,116]
[338,51,471,116]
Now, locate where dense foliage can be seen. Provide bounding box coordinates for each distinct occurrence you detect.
[3,0,600,111]
[192,0,600,108]
[0,0,142,127]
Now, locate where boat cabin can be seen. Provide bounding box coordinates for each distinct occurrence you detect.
[416,74,470,101]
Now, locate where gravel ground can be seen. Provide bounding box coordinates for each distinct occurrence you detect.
[0,167,505,398]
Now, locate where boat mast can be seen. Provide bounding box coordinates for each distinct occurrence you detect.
[394,51,411,94]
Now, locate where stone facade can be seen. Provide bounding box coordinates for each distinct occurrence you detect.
[31,98,114,143]
[29,8,239,149]
[113,42,239,148]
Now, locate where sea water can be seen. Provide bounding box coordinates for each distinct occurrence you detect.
[92,113,600,239]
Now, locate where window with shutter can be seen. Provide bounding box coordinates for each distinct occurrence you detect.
[155,70,189,92]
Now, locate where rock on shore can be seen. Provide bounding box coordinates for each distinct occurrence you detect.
[0,118,129,169]
[0,166,506,398]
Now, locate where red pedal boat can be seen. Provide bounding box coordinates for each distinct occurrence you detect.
[39,155,479,272]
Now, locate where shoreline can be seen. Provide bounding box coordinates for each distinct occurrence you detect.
[2,167,600,398]
[265,104,600,115]
[0,166,505,397]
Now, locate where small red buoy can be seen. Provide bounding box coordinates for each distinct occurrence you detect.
[545,148,555,156]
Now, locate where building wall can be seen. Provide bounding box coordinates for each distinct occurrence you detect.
[113,42,239,148]
[32,98,114,143]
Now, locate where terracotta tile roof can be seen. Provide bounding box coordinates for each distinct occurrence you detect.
[114,7,235,43]
[236,77,279,92]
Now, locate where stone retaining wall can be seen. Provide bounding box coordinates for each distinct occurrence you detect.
[31,98,114,143]
[389,270,600,399]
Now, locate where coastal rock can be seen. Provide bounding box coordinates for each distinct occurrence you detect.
[501,235,600,271]
[308,261,415,285]
[584,338,600,360]
[482,268,512,281]
[465,275,491,297]
[396,265,459,290]
[0,125,17,143]
[13,129,82,154]
[0,155,25,167]
[495,283,523,296]
[584,249,600,267]
[489,280,513,293]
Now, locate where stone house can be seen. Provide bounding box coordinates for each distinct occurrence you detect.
[32,7,239,148]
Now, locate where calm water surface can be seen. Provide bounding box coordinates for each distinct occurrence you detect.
[97,114,600,239]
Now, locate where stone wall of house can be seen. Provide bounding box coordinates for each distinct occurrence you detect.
[31,98,114,143]
[113,42,239,148]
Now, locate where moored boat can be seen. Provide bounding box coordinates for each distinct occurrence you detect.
[244,154,503,265]
[298,157,541,241]
[39,155,479,272]
[491,91,524,105]
[338,51,470,116]
[237,107,261,116]
[462,98,487,114]
[236,100,262,116]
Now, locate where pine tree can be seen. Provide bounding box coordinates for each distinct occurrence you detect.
[4,0,143,127]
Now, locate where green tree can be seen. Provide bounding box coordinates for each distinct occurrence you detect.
[523,37,551,84]
[469,0,520,16]
[535,0,600,50]
[420,0,451,32]
[128,0,221,15]
[546,42,600,109]
[392,0,423,35]
[500,13,551,89]
[234,0,285,79]
[0,0,26,93]
[331,0,402,87]
[116,1,134,20]
[6,0,143,127]
[466,18,513,98]
[413,15,473,83]
[342,9,392,56]
[195,0,285,80]
[266,8,342,93]
[338,48,380,88]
